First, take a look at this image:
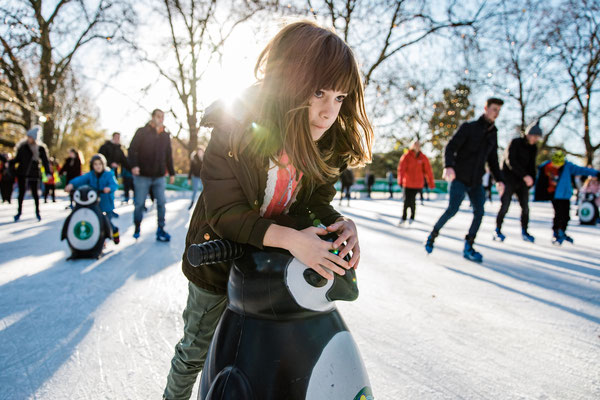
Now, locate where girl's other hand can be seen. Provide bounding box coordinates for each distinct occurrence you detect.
[327,218,361,269]
[103,187,111,193]
[287,226,350,280]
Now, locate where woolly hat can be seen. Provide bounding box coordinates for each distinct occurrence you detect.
[89,153,107,170]
[525,120,542,137]
[27,125,41,140]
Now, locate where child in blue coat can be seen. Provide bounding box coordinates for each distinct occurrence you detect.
[65,154,120,244]
[534,150,599,245]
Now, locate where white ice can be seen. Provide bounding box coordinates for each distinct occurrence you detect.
[0,191,598,399]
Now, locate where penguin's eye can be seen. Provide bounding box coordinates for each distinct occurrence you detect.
[303,269,327,287]
[89,192,97,201]
[74,192,80,201]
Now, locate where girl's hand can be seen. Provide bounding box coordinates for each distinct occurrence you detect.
[64,184,73,192]
[287,226,350,280]
[103,187,111,193]
[327,218,361,269]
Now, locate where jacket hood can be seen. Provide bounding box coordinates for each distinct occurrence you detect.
[16,137,48,151]
[200,85,259,130]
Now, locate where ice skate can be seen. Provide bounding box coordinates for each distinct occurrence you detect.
[521,229,535,243]
[156,227,171,242]
[463,239,483,263]
[552,230,565,246]
[493,228,505,242]
[425,231,438,254]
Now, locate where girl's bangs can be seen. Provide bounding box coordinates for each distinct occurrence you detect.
[315,38,360,94]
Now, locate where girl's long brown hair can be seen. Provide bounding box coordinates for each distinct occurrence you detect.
[232,20,373,185]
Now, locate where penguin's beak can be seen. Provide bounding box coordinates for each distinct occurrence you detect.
[326,268,359,302]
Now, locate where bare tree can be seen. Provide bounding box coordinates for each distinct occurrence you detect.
[305,0,489,86]
[0,0,135,150]
[544,0,600,165]
[457,0,575,154]
[137,0,276,155]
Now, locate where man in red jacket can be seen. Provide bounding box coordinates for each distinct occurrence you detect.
[397,140,434,226]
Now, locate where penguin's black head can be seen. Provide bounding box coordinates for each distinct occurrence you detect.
[227,233,359,320]
[73,185,98,206]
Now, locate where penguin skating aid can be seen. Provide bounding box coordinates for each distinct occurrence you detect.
[61,185,113,260]
[188,235,374,400]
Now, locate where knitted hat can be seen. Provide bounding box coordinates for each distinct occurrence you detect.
[551,150,565,167]
[526,120,542,137]
[89,153,107,170]
[27,125,41,140]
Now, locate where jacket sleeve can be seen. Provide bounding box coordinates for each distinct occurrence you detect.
[40,146,50,173]
[397,154,406,186]
[119,147,129,170]
[128,129,142,169]
[165,135,175,176]
[507,139,527,179]
[444,123,469,168]
[200,127,274,249]
[423,155,435,188]
[107,170,119,192]
[305,176,343,226]
[568,163,599,178]
[528,147,537,178]
[69,173,91,188]
[98,143,109,160]
[487,141,504,183]
[59,160,67,175]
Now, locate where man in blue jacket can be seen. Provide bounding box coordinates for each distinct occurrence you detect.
[534,150,599,245]
[425,98,505,262]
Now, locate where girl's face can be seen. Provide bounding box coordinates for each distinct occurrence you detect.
[92,160,104,173]
[308,89,346,141]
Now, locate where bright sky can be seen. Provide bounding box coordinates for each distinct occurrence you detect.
[77,4,593,158]
[87,16,269,146]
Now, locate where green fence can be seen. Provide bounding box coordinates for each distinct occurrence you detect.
[55,174,467,194]
[334,178,449,194]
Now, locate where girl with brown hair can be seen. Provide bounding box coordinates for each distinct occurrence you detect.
[164,20,373,399]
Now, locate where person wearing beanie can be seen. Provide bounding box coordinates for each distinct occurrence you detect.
[534,149,600,245]
[494,120,543,242]
[10,125,50,222]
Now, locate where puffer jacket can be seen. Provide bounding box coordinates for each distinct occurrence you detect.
[534,161,599,201]
[182,98,344,294]
[397,150,434,189]
[11,139,50,179]
[69,169,119,212]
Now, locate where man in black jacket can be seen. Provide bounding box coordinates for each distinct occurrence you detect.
[425,98,505,262]
[129,109,175,241]
[99,132,128,176]
[494,121,541,242]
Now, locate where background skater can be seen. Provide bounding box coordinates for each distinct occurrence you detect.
[424,98,505,262]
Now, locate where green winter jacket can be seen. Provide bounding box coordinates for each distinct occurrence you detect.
[182,107,344,294]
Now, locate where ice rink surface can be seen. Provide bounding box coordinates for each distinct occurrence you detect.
[0,191,599,399]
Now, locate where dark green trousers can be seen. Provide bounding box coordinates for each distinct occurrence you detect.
[163,282,227,400]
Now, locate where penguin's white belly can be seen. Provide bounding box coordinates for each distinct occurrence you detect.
[306,331,373,399]
[67,208,101,250]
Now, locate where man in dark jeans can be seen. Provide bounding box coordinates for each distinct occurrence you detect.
[494,121,542,243]
[425,98,505,262]
[128,109,175,241]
